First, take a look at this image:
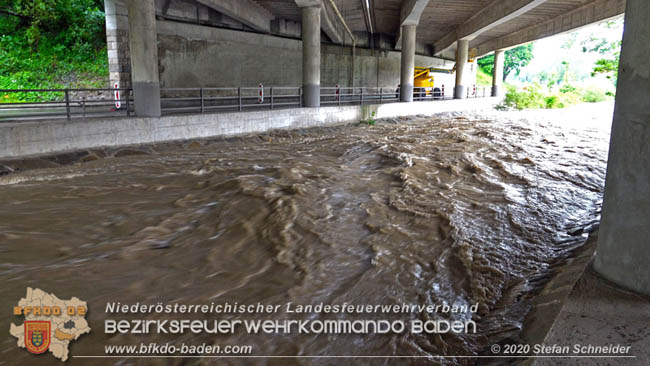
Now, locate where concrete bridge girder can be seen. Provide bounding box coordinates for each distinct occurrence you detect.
[395,0,430,50]
[434,0,550,57]
[474,0,627,57]
[195,0,273,33]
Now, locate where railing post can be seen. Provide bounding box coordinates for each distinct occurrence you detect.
[380,87,383,104]
[299,87,302,107]
[270,87,274,109]
[336,84,340,105]
[82,97,86,119]
[126,89,131,116]
[238,87,242,111]
[200,88,204,113]
[360,88,363,104]
[64,89,71,121]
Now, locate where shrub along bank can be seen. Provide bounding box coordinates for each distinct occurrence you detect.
[498,83,611,110]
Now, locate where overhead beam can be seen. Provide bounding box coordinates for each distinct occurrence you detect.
[321,1,344,44]
[434,0,549,56]
[196,0,273,33]
[161,0,172,16]
[295,0,320,6]
[296,0,346,45]
[395,0,430,49]
[475,0,626,56]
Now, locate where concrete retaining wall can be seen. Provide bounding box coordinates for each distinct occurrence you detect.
[0,98,501,159]
[156,21,464,89]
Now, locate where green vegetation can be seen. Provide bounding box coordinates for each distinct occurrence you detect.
[580,20,622,86]
[362,111,376,126]
[498,83,610,110]
[491,20,622,111]
[0,0,107,102]
[476,68,492,87]
[520,19,622,92]
[477,44,534,82]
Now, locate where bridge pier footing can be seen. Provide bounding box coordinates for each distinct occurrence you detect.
[454,39,469,99]
[301,6,321,108]
[127,0,161,117]
[400,25,416,102]
[492,49,505,97]
[595,0,650,296]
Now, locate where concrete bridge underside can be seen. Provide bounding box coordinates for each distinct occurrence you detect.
[106,0,626,105]
[104,0,648,296]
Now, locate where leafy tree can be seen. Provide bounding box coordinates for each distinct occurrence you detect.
[579,19,623,85]
[477,44,534,81]
[592,57,619,79]
[0,0,104,47]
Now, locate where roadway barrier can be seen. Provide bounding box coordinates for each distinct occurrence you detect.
[0,85,492,122]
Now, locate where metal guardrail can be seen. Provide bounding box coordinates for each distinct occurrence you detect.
[0,84,492,122]
[321,86,462,104]
[0,88,132,121]
[468,85,490,99]
[160,87,301,115]
[321,87,400,105]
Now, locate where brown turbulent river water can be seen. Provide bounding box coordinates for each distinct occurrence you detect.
[0,103,612,365]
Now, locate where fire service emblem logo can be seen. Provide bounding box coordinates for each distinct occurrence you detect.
[10,288,90,361]
[25,321,51,354]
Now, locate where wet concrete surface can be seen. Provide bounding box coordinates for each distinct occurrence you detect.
[535,264,650,366]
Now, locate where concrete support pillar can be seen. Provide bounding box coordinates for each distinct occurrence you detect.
[104,0,130,88]
[301,6,321,107]
[455,39,469,99]
[127,0,161,117]
[400,25,416,102]
[595,0,650,295]
[492,49,505,97]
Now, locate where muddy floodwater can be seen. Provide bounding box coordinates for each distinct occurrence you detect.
[0,103,613,365]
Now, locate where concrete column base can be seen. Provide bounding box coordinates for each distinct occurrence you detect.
[400,24,416,104]
[455,85,467,99]
[301,6,320,108]
[400,85,414,102]
[492,49,505,97]
[133,81,161,117]
[302,84,320,107]
[595,0,650,296]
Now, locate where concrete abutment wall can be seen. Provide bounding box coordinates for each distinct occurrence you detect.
[156,21,459,90]
[0,98,501,159]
